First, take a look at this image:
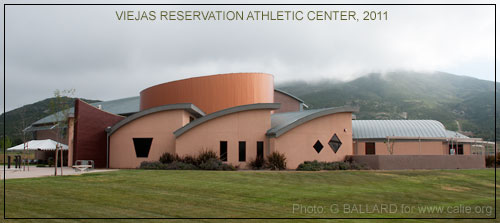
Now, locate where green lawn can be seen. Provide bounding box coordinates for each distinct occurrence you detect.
[1,169,497,222]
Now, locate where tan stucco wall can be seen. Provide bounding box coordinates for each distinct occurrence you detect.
[353,141,472,155]
[175,110,272,169]
[109,110,191,168]
[271,112,353,169]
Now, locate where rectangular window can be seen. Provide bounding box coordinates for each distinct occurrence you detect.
[449,144,464,155]
[239,141,246,162]
[365,142,375,155]
[457,144,464,155]
[257,141,264,159]
[133,138,153,158]
[220,141,228,161]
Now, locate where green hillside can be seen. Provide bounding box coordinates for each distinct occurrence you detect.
[277,71,496,141]
[1,97,100,145]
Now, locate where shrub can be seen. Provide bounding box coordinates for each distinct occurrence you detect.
[140,161,166,169]
[348,161,367,170]
[141,150,237,171]
[197,150,218,165]
[296,160,367,171]
[297,160,322,171]
[266,152,287,170]
[199,158,238,171]
[248,156,266,170]
[338,162,350,170]
[180,155,198,166]
[159,153,179,164]
[47,157,54,167]
[220,163,238,171]
[166,161,198,170]
[486,154,496,167]
[199,158,223,170]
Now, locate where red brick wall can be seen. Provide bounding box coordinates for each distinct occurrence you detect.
[35,129,68,144]
[73,99,124,168]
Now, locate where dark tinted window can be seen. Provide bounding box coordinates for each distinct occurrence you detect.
[239,141,246,162]
[257,141,264,159]
[365,142,375,155]
[133,138,153,158]
[220,141,228,161]
[449,144,464,155]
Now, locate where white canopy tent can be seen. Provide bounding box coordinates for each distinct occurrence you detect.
[7,139,68,151]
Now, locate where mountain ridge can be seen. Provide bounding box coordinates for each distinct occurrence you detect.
[276,71,496,141]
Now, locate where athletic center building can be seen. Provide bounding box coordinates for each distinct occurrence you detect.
[24,73,485,169]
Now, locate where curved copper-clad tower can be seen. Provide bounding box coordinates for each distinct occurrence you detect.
[140,73,274,114]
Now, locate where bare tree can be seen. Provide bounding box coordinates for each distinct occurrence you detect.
[49,89,75,176]
[386,137,395,155]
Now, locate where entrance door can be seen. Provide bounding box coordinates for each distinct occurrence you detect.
[365,142,376,155]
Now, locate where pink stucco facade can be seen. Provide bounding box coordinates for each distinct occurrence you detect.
[353,141,472,155]
[274,90,302,113]
[270,112,353,169]
[175,109,272,168]
[109,110,192,168]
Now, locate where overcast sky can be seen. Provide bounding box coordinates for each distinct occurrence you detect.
[1,1,496,112]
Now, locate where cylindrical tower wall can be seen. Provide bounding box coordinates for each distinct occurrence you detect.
[140,73,274,114]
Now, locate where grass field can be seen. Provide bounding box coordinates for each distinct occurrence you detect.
[0,169,497,222]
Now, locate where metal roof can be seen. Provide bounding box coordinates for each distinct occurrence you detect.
[31,90,303,127]
[174,103,281,137]
[90,96,140,115]
[267,106,359,138]
[23,124,58,132]
[352,120,451,139]
[31,109,74,126]
[445,130,469,139]
[274,89,304,103]
[31,96,140,126]
[107,103,205,136]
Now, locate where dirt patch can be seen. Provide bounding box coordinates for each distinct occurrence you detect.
[373,172,397,177]
[441,185,471,192]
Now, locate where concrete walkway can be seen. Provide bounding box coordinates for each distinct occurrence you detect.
[0,166,117,179]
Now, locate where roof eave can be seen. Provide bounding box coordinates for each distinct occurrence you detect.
[107,103,205,136]
[267,106,359,138]
[174,103,281,138]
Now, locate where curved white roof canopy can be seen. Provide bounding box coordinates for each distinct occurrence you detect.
[7,139,68,151]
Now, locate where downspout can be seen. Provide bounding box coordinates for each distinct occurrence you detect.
[105,127,111,169]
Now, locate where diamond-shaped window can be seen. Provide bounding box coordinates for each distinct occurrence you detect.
[328,134,342,153]
[313,140,323,153]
